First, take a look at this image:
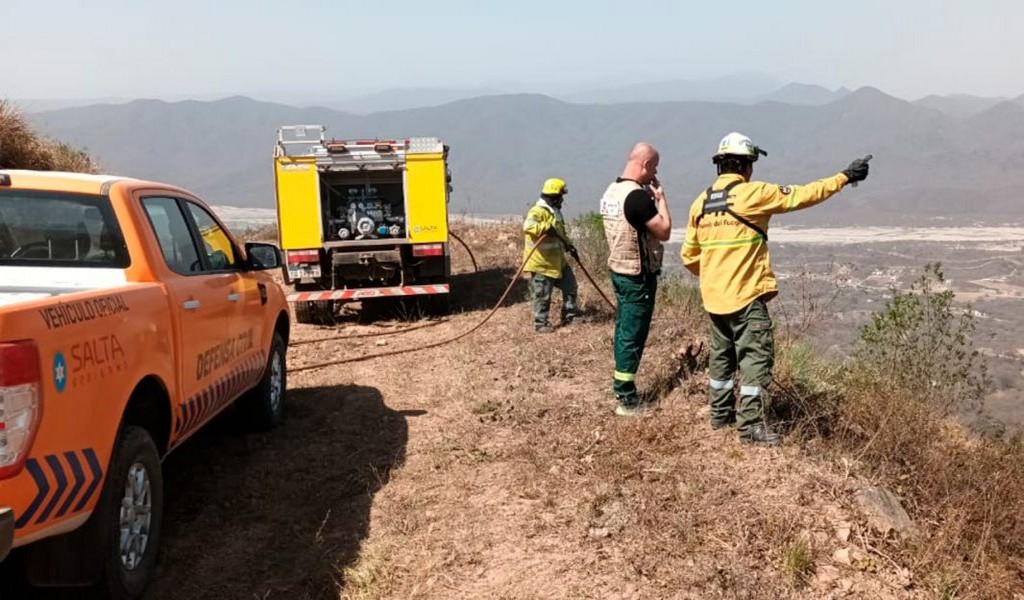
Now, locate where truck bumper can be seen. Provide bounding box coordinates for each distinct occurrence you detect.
[287,284,449,302]
[0,507,13,561]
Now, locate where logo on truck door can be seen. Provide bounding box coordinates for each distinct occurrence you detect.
[52,352,68,393]
[54,335,129,391]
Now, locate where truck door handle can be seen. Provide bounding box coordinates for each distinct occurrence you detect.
[227,292,240,302]
[183,300,201,310]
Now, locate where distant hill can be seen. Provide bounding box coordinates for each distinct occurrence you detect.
[561,73,785,105]
[26,87,1024,226]
[913,93,1007,119]
[324,87,506,115]
[758,83,851,106]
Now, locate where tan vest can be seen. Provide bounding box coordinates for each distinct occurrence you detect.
[599,180,664,276]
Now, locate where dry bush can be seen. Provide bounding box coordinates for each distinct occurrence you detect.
[0,99,97,172]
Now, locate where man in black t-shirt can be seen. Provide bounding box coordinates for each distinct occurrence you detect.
[599,143,672,415]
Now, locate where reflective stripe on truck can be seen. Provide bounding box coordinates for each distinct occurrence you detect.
[287,284,449,302]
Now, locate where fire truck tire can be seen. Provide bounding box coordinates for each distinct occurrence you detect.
[426,294,451,316]
[93,426,164,600]
[237,331,287,430]
[294,300,333,325]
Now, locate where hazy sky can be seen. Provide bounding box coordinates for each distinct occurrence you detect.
[3,0,1022,101]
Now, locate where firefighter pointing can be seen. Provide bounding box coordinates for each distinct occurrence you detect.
[682,132,870,445]
[523,178,579,333]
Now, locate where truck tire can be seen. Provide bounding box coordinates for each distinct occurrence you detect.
[237,331,287,430]
[93,426,164,599]
[294,300,333,325]
[426,293,451,316]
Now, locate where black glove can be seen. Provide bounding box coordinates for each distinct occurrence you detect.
[568,245,580,261]
[842,154,872,183]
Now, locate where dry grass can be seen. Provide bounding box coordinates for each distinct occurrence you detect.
[125,222,1021,598]
[0,99,97,172]
[771,265,1024,598]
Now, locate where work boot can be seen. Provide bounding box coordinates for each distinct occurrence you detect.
[739,423,781,447]
[710,414,737,430]
[614,403,653,417]
[535,324,554,334]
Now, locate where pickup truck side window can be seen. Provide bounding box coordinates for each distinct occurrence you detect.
[184,202,240,271]
[0,190,130,267]
[142,197,204,274]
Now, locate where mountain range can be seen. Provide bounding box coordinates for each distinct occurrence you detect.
[21,85,1024,226]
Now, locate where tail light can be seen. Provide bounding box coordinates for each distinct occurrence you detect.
[0,341,42,479]
[412,244,444,257]
[287,249,320,264]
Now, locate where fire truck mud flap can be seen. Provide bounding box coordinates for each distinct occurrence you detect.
[0,507,13,561]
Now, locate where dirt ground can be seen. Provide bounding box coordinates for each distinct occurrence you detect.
[134,224,932,600]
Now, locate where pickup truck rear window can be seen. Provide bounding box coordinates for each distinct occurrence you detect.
[0,190,130,268]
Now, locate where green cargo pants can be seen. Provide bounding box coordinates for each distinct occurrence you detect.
[611,271,658,405]
[708,297,775,433]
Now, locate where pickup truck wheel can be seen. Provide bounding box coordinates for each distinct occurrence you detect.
[95,426,164,599]
[238,332,287,430]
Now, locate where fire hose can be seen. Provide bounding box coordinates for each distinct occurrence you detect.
[289,231,615,373]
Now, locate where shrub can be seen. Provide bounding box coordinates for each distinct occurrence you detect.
[779,262,1024,596]
[854,263,987,415]
[0,99,97,172]
[570,211,609,281]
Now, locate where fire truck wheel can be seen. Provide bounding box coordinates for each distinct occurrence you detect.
[238,331,287,430]
[426,294,451,316]
[294,300,334,325]
[95,426,164,599]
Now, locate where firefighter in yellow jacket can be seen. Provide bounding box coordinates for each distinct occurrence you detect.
[682,132,870,445]
[523,178,578,333]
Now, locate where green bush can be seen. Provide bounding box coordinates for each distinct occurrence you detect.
[854,263,987,415]
[570,211,609,281]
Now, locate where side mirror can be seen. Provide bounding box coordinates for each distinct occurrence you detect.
[245,242,281,270]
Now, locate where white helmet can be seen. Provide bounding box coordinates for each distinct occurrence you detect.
[713,132,767,163]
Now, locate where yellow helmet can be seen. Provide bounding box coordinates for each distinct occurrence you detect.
[541,178,568,196]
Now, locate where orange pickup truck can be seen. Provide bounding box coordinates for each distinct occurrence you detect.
[0,170,290,598]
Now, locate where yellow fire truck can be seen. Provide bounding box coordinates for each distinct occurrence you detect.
[273,125,452,323]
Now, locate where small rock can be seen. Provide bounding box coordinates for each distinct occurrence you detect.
[836,522,852,542]
[816,565,842,584]
[853,486,917,537]
[833,547,852,565]
[588,526,611,539]
[374,339,388,347]
[839,578,854,591]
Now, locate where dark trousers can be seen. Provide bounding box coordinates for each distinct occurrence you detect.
[530,266,578,328]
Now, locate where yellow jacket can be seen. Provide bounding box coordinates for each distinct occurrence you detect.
[523,199,569,278]
[682,172,849,314]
